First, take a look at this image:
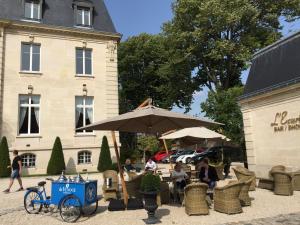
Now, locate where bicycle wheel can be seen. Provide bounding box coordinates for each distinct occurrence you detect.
[24,190,43,214]
[59,195,82,223]
[82,201,98,216]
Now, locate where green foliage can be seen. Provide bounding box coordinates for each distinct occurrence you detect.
[120,132,137,164]
[201,86,245,146]
[118,33,198,113]
[110,162,119,173]
[141,173,161,192]
[47,137,66,175]
[137,135,160,154]
[164,0,300,90]
[0,137,11,177]
[97,136,113,172]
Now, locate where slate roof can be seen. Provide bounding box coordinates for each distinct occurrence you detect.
[242,31,300,99]
[0,0,118,35]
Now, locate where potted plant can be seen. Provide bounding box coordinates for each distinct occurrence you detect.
[140,172,161,224]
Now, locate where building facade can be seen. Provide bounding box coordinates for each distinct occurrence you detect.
[0,0,121,175]
[240,32,300,178]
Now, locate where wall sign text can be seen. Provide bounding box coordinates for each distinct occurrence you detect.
[271,111,300,132]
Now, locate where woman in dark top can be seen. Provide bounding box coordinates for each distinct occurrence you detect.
[3,150,24,193]
[198,158,218,189]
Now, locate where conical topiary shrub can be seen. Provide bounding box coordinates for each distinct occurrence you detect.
[0,137,11,177]
[47,137,66,175]
[97,136,112,172]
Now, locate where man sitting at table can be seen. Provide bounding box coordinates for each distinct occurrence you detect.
[145,158,157,173]
[171,162,189,192]
[197,158,218,189]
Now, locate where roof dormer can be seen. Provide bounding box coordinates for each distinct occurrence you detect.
[24,0,43,21]
[73,0,94,28]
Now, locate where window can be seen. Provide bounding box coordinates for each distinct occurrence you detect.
[76,7,91,26]
[21,153,36,168]
[76,48,92,75]
[75,96,93,133]
[24,0,41,20]
[21,43,41,72]
[19,95,40,135]
[78,151,91,164]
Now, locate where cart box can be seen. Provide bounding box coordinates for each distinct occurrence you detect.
[51,180,97,206]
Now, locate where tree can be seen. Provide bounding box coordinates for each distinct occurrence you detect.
[97,136,113,172]
[47,137,66,175]
[118,33,198,113]
[163,0,300,91]
[0,137,11,177]
[201,86,245,146]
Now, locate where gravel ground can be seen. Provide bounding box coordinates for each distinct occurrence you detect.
[0,167,300,225]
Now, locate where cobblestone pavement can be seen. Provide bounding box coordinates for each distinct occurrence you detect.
[222,212,300,225]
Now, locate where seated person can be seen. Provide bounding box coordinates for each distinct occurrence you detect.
[145,158,157,173]
[171,163,188,192]
[124,158,135,172]
[198,158,218,189]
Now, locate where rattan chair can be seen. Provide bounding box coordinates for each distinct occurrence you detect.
[214,164,225,180]
[102,170,119,201]
[229,177,252,206]
[184,183,209,215]
[240,178,253,206]
[214,181,244,214]
[233,166,256,191]
[293,171,300,191]
[125,174,143,199]
[269,165,286,179]
[270,170,293,196]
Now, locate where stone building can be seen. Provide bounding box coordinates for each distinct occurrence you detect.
[240,32,300,177]
[0,0,120,174]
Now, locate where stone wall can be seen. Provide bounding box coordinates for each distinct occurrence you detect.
[240,84,300,177]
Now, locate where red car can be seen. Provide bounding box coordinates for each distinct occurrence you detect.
[152,150,176,162]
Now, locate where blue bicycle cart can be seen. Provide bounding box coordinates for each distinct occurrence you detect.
[24,176,99,223]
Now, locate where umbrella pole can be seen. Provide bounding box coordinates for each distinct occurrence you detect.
[163,139,173,169]
[111,131,128,207]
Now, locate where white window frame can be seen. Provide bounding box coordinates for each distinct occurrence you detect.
[76,48,93,76]
[75,96,94,134]
[25,1,41,20]
[18,95,40,136]
[77,7,91,26]
[21,153,36,168]
[78,151,92,164]
[21,43,41,73]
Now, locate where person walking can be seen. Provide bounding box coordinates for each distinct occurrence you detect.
[3,150,24,193]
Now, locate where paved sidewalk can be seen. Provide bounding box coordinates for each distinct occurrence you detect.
[222,212,300,225]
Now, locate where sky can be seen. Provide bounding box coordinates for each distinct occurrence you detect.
[104,0,300,116]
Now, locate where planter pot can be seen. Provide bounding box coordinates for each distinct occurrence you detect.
[141,191,160,224]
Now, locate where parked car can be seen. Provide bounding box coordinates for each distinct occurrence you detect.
[191,146,244,164]
[167,150,194,163]
[176,149,204,164]
[151,150,176,162]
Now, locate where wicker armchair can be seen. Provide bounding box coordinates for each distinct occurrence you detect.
[102,170,119,201]
[269,165,286,179]
[233,166,256,191]
[293,171,300,191]
[214,181,244,214]
[230,177,253,206]
[214,164,225,180]
[184,183,209,215]
[270,170,293,196]
[125,174,143,199]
